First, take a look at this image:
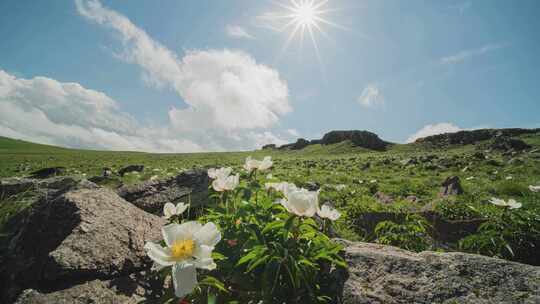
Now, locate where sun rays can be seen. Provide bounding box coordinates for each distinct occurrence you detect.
[263,0,346,65]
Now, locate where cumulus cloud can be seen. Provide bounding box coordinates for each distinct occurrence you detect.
[357,84,383,107]
[54,0,293,151]
[0,70,203,152]
[226,25,254,39]
[406,122,462,143]
[440,43,506,65]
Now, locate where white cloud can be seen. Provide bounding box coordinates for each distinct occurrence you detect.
[226,25,254,39]
[406,122,462,143]
[440,43,506,65]
[0,70,203,153]
[286,128,300,137]
[357,83,383,107]
[69,0,293,151]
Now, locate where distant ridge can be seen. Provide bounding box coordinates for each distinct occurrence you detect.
[415,128,540,146]
[268,130,392,151]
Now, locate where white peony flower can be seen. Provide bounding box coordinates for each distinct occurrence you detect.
[244,156,273,172]
[145,222,221,298]
[244,156,260,173]
[207,167,232,180]
[212,174,240,192]
[489,198,522,209]
[258,156,273,171]
[529,185,540,193]
[317,203,341,221]
[280,187,319,217]
[163,202,189,219]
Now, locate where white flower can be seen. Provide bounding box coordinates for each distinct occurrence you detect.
[244,156,260,172]
[244,156,273,172]
[317,203,341,221]
[489,198,522,209]
[370,179,377,184]
[145,221,221,298]
[212,174,239,192]
[266,174,273,179]
[163,202,189,219]
[506,176,513,180]
[280,187,319,217]
[529,185,540,193]
[335,184,347,191]
[265,182,298,194]
[258,156,273,171]
[207,167,232,180]
[466,176,475,181]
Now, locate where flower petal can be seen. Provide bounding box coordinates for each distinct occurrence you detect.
[144,242,175,267]
[194,222,221,247]
[172,263,198,298]
[163,202,176,219]
[162,222,201,246]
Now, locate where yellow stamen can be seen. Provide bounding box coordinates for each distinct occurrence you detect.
[170,239,194,261]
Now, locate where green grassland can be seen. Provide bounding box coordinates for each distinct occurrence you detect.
[1,133,540,264]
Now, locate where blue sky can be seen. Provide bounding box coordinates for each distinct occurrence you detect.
[0,0,539,152]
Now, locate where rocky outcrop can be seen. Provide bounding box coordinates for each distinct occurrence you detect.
[117,169,210,214]
[490,136,531,152]
[277,130,391,151]
[1,187,165,303]
[415,128,539,146]
[336,240,540,304]
[262,144,277,150]
[279,138,311,150]
[320,130,389,151]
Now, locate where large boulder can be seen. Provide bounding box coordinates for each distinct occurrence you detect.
[336,240,540,304]
[28,167,66,179]
[321,130,389,151]
[1,187,165,302]
[439,176,464,197]
[117,169,210,214]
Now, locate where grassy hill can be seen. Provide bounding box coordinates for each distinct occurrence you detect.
[1,131,540,265]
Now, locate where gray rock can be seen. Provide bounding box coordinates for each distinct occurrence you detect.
[336,240,540,304]
[1,187,165,302]
[374,191,394,204]
[117,169,209,214]
[28,167,66,179]
[439,176,463,197]
[14,276,145,304]
[0,178,35,198]
[118,165,144,177]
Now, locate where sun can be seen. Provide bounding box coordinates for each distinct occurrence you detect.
[294,1,317,26]
[265,0,345,63]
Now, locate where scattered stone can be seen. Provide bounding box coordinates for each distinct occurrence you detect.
[102,167,114,177]
[490,136,531,152]
[304,181,321,191]
[473,151,486,160]
[439,176,463,197]
[334,240,540,304]
[360,162,371,171]
[117,169,209,214]
[28,167,66,179]
[400,158,417,166]
[118,165,144,177]
[374,191,394,204]
[485,159,502,167]
[405,195,419,203]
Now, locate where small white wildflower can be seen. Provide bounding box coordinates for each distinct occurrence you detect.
[317,203,341,221]
[489,198,522,209]
[163,202,189,219]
